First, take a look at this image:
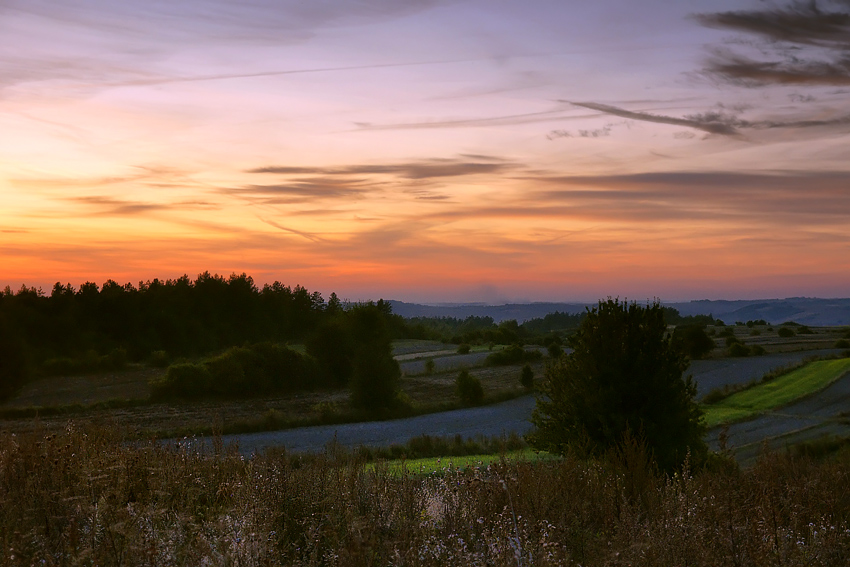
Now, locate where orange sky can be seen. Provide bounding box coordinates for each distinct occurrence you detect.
[3,1,850,302]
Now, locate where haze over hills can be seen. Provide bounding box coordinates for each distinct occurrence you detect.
[389,298,850,327]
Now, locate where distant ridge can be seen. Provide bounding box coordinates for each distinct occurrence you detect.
[389,298,850,326]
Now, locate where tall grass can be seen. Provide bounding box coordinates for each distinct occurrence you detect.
[2,423,850,565]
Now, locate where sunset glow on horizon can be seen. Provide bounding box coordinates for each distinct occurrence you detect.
[3,0,850,303]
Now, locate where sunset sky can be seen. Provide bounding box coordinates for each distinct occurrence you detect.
[3,0,850,303]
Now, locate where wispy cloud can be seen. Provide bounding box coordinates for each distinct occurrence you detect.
[248,157,519,179]
[230,179,373,201]
[352,107,581,131]
[569,101,744,136]
[66,196,216,216]
[569,101,850,136]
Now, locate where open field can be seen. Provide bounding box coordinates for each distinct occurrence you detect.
[0,346,545,437]
[702,358,850,428]
[2,332,847,457]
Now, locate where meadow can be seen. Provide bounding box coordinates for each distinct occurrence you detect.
[701,358,850,428]
[2,423,850,566]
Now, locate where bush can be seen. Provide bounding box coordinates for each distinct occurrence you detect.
[751,345,765,356]
[0,317,29,401]
[797,325,814,334]
[835,339,850,349]
[485,344,543,366]
[729,343,751,357]
[520,364,534,390]
[347,304,402,413]
[547,342,564,358]
[148,350,170,368]
[778,327,796,338]
[424,359,435,375]
[725,335,740,347]
[456,343,471,354]
[150,363,211,400]
[672,325,715,359]
[456,369,484,406]
[150,343,318,401]
[101,347,127,372]
[529,298,706,472]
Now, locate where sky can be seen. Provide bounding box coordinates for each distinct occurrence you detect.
[2,0,850,303]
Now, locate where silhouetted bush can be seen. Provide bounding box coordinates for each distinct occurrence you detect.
[456,369,484,406]
[456,343,471,354]
[672,325,715,359]
[0,316,30,401]
[150,363,211,400]
[148,350,170,368]
[778,327,796,338]
[529,299,706,472]
[150,343,319,401]
[835,339,850,349]
[520,364,534,391]
[729,343,751,357]
[485,344,543,365]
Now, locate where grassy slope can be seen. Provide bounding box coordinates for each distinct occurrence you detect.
[702,358,850,428]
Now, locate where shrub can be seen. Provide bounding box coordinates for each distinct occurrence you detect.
[835,339,850,349]
[751,345,766,356]
[101,347,127,372]
[672,325,715,359]
[797,325,814,334]
[424,359,435,375]
[148,350,170,368]
[456,343,471,354]
[729,343,751,357]
[547,342,564,358]
[725,335,740,347]
[456,369,484,406]
[520,363,534,390]
[0,317,29,401]
[529,298,705,472]
[750,329,761,336]
[778,327,796,338]
[485,344,543,365]
[150,363,211,400]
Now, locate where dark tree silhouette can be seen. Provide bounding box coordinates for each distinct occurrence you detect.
[347,302,402,413]
[529,298,706,471]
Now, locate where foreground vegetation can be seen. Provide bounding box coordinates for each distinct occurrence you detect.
[2,424,850,566]
[702,358,850,428]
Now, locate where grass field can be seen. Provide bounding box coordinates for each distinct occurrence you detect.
[702,358,850,428]
[370,448,555,475]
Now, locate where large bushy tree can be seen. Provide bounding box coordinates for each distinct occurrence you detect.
[347,302,403,413]
[528,298,706,471]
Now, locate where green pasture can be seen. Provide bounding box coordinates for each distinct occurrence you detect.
[702,358,850,428]
[369,448,554,476]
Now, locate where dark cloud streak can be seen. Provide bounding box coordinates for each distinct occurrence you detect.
[248,158,517,179]
[695,1,850,86]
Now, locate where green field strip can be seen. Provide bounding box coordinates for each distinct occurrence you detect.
[368,449,555,476]
[702,358,850,429]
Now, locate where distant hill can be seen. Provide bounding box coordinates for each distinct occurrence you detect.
[389,298,850,326]
[388,301,588,323]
